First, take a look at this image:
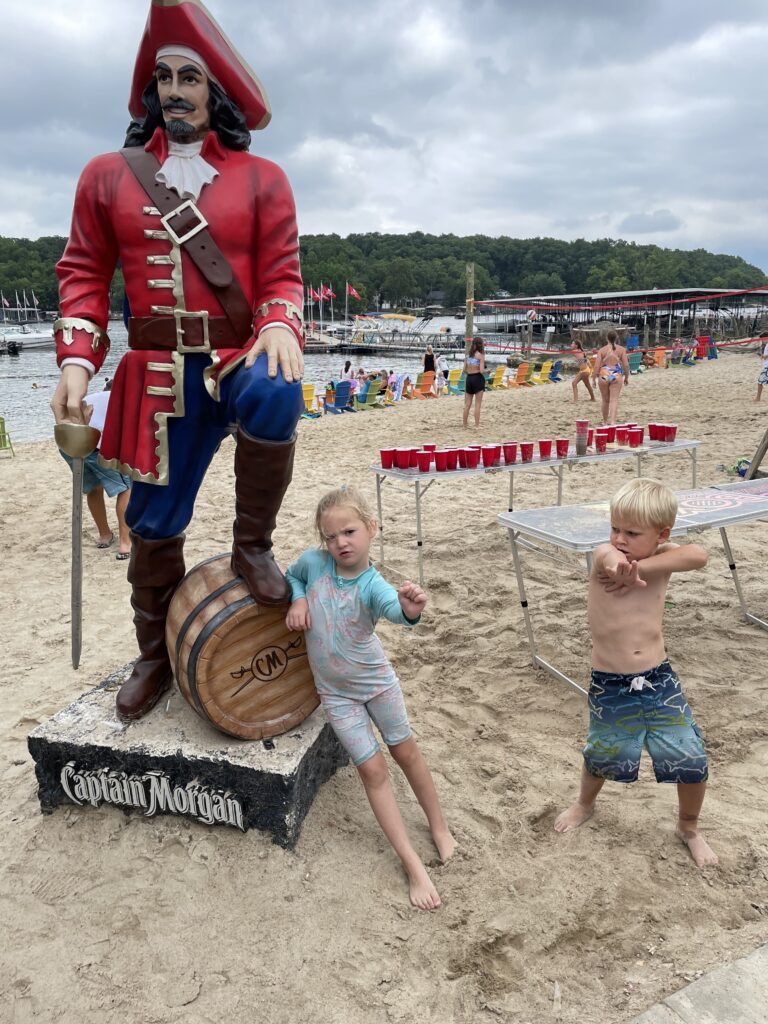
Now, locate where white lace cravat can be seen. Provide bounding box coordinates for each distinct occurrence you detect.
[155,139,218,201]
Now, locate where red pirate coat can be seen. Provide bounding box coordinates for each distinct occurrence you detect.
[55,128,304,484]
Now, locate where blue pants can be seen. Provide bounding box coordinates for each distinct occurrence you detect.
[126,353,303,539]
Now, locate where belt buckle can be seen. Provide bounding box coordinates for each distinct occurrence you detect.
[161,199,208,246]
[174,310,210,353]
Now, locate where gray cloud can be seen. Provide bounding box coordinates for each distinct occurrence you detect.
[2,0,767,272]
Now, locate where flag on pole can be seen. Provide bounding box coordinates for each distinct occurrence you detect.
[309,287,322,301]
[31,289,39,307]
[322,284,336,300]
[346,284,361,300]
[1,294,9,308]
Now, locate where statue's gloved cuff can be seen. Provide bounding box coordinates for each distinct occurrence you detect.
[60,357,96,377]
[54,316,110,372]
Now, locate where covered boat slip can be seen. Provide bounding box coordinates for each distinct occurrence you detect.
[497,478,768,696]
[372,437,700,586]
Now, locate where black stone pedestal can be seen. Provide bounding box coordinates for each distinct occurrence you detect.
[27,666,347,848]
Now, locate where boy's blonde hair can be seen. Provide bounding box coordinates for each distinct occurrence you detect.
[314,485,376,542]
[610,478,677,531]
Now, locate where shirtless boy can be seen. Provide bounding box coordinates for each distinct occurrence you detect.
[554,478,718,868]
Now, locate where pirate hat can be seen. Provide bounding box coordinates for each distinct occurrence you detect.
[129,0,271,130]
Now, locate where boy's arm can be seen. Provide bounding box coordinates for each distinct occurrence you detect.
[636,542,708,579]
[592,543,627,574]
[367,574,424,626]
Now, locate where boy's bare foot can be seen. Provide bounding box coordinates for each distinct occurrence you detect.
[675,826,719,867]
[431,826,457,862]
[407,862,441,910]
[554,802,594,832]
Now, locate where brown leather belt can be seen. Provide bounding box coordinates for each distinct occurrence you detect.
[128,315,248,351]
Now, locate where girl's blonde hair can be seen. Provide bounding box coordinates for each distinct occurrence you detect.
[610,478,677,531]
[314,485,376,542]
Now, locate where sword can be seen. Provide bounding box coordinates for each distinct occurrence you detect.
[54,422,101,669]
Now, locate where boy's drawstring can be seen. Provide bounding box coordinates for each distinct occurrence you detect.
[629,675,653,692]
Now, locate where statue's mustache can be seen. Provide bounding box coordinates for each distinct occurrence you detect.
[163,99,196,113]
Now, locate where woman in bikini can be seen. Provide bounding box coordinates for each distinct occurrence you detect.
[570,340,596,403]
[463,337,486,428]
[592,330,630,425]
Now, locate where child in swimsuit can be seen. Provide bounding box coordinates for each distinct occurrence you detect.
[554,478,717,869]
[285,485,456,909]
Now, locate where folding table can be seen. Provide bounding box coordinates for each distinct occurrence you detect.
[372,438,700,585]
[497,479,768,696]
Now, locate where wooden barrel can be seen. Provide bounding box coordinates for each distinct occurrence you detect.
[166,554,319,740]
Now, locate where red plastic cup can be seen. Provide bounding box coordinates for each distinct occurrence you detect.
[466,447,481,468]
[605,425,616,443]
[417,450,432,471]
[434,449,448,471]
[556,438,570,459]
[520,442,534,463]
[395,448,411,470]
[422,443,437,452]
[493,444,502,466]
[587,429,594,447]
[409,447,420,468]
[481,446,496,468]
[445,448,459,471]
[380,448,396,469]
[615,427,628,445]
[575,419,589,435]
[595,431,608,454]
[457,448,467,468]
[665,424,678,442]
[503,442,518,464]
[538,439,552,460]
[648,423,659,441]
[628,427,643,448]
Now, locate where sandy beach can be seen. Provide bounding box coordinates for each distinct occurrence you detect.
[2,351,767,1023]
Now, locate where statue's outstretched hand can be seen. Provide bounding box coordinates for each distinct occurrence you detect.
[50,365,91,424]
[245,327,304,383]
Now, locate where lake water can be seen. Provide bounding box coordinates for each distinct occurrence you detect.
[0,318,501,443]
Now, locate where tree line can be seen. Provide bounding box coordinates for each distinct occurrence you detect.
[1,232,765,316]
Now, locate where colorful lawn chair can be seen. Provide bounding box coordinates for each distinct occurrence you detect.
[301,382,321,418]
[413,371,436,399]
[353,378,385,410]
[487,366,507,389]
[0,415,14,458]
[323,379,356,413]
[507,363,530,387]
[447,370,465,395]
[547,359,563,382]
[654,347,667,368]
[530,359,554,384]
[627,352,644,375]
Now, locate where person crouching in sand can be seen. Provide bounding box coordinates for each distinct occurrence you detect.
[554,478,718,868]
[286,486,456,908]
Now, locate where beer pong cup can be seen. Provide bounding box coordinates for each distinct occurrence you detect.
[434,449,449,471]
[520,442,534,463]
[615,427,628,445]
[481,446,496,468]
[587,429,594,447]
[417,450,432,471]
[594,431,608,454]
[665,424,678,442]
[605,425,616,443]
[446,448,459,471]
[457,448,467,468]
[503,442,518,464]
[422,443,437,452]
[556,438,570,459]
[628,427,643,448]
[575,419,589,435]
[538,439,552,460]
[466,447,481,468]
[409,447,420,468]
[648,422,659,441]
[380,448,396,469]
[656,423,668,441]
[493,444,502,466]
[395,448,411,470]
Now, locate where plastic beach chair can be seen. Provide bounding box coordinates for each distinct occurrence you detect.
[547,360,563,382]
[413,371,436,399]
[0,416,14,458]
[627,352,643,375]
[487,366,507,390]
[654,347,667,368]
[530,359,553,384]
[447,371,465,395]
[300,383,321,418]
[354,378,386,410]
[323,379,356,414]
[507,363,529,388]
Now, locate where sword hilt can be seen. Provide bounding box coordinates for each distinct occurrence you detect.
[54,422,101,458]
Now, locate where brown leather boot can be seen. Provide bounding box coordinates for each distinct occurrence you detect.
[231,428,295,605]
[116,532,186,721]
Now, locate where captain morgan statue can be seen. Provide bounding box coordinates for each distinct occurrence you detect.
[51,0,305,721]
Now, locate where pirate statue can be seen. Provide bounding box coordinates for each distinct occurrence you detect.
[51,0,305,720]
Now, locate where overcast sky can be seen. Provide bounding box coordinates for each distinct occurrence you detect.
[4,0,767,272]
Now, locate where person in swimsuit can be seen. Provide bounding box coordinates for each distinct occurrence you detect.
[285,485,456,909]
[570,339,596,403]
[463,337,486,428]
[591,330,630,424]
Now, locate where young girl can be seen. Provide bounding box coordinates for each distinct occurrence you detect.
[285,487,456,910]
[570,339,596,403]
[463,337,486,428]
[592,330,630,425]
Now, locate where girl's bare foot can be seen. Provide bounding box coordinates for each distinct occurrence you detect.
[675,826,719,867]
[407,862,441,910]
[431,826,457,862]
[554,802,594,832]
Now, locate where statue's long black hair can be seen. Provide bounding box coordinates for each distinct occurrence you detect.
[124,77,251,150]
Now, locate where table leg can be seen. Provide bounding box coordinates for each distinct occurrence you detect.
[375,473,384,565]
[508,471,515,512]
[507,530,588,696]
[720,527,768,630]
[557,465,564,505]
[636,452,642,478]
[691,447,697,487]
[414,480,425,586]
